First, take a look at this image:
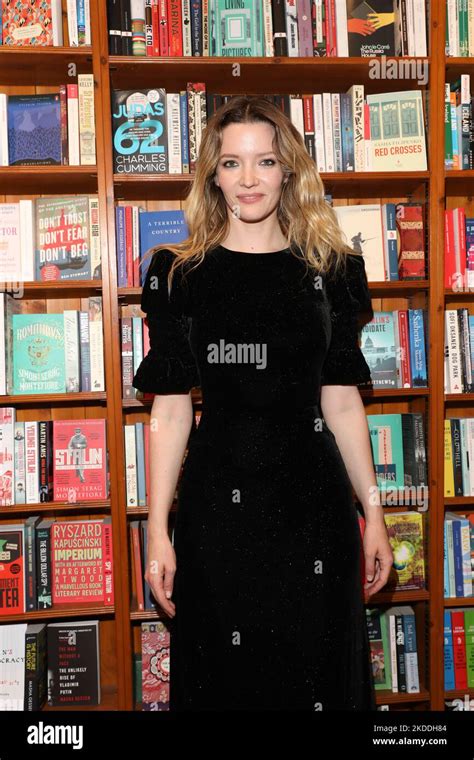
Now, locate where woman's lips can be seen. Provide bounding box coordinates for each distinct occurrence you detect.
[237,194,264,204]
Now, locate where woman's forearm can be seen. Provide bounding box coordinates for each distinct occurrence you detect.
[147,394,194,536]
[321,387,384,525]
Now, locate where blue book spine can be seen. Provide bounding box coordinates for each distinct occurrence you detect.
[444,610,456,690]
[452,519,465,596]
[340,92,354,172]
[402,613,420,692]
[383,203,399,280]
[77,0,86,43]
[451,101,459,166]
[190,0,202,55]
[180,92,190,173]
[408,309,427,386]
[138,210,189,283]
[444,521,450,597]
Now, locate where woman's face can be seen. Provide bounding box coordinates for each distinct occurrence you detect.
[214,121,287,224]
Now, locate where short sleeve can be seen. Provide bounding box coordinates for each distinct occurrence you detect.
[132,249,200,394]
[320,252,374,386]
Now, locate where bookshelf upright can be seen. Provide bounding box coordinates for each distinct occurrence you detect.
[0,0,468,711]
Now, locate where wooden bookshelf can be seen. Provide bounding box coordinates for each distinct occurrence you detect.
[0,0,467,712]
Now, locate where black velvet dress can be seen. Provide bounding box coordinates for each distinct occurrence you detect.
[132,243,377,711]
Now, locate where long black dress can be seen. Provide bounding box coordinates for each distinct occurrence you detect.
[132,243,377,711]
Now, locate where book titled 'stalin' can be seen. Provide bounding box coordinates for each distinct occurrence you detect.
[53,419,109,502]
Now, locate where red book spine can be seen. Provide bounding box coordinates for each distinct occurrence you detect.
[152,0,160,55]
[451,610,468,689]
[158,0,169,55]
[131,523,145,610]
[398,310,412,387]
[456,206,467,287]
[445,209,455,288]
[167,0,183,55]
[327,0,336,56]
[102,519,114,606]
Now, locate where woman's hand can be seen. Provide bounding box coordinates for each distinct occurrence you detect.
[145,531,177,618]
[362,518,394,599]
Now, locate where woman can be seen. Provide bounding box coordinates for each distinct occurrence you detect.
[132,95,394,711]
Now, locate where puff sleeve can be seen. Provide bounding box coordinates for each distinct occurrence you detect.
[320,252,374,386]
[132,249,200,394]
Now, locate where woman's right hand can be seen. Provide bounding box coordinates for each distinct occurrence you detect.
[145,531,176,618]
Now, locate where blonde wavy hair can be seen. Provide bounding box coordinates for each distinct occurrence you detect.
[139,95,358,290]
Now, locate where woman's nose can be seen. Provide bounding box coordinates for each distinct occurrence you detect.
[240,166,257,186]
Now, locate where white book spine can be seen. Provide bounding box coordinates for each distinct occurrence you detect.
[314,0,323,44]
[88,298,105,392]
[52,0,63,45]
[14,421,26,505]
[78,74,96,166]
[182,0,193,55]
[132,206,140,283]
[84,0,91,45]
[0,94,8,165]
[19,199,35,282]
[25,420,40,504]
[0,409,15,506]
[313,94,326,172]
[88,196,101,279]
[285,0,299,56]
[406,0,415,56]
[469,0,474,56]
[446,309,462,393]
[262,0,274,56]
[67,84,80,165]
[334,0,348,56]
[64,310,81,393]
[331,93,342,171]
[447,0,458,56]
[167,93,182,174]
[348,84,364,172]
[67,0,79,46]
[290,97,305,141]
[322,92,334,172]
[412,0,427,56]
[468,420,474,495]
[124,425,138,507]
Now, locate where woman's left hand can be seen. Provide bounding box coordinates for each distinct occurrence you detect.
[362,518,394,599]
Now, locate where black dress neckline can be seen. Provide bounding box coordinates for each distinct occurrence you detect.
[217,244,291,256]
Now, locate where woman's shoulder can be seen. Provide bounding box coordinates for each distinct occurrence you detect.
[324,251,373,326]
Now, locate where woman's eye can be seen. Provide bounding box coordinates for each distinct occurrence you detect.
[220,158,276,167]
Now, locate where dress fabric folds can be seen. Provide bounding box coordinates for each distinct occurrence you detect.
[132,244,377,711]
